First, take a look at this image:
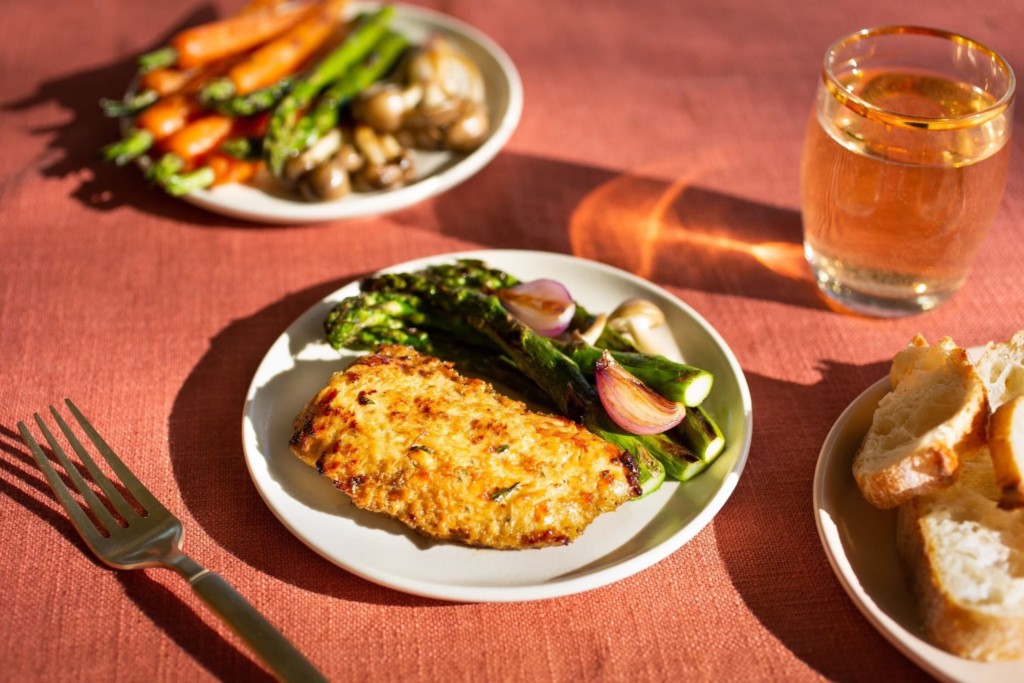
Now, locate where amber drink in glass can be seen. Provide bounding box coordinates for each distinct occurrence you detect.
[801,26,1014,316]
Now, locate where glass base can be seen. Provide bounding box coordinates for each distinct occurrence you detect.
[812,268,953,317]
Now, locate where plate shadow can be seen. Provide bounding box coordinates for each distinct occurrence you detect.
[167,275,444,606]
[711,360,933,681]
[425,151,824,310]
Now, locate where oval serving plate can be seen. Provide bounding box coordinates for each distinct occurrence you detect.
[139,3,522,223]
[241,250,752,602]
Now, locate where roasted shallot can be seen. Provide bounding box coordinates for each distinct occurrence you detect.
[595,350,686,435]
[498,279,576,337]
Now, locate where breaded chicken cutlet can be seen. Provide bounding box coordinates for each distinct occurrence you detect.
[290,345,642,549]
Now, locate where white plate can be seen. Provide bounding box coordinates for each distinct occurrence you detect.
[813,367,1024,682]
[241,250,753,602]
[174,3,522,223]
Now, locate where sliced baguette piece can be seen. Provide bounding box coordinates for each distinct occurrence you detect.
[975,329,1024,412]
[896,453,1024,661]
[989,395,1024,510]
[853,335,989,509]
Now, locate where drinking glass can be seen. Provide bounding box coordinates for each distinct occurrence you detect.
[801,26,1014,317]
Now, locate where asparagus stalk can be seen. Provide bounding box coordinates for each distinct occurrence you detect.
[284,30,408,160]
[324,290,489,351]
[265,6,398,175]
[203,75,296,116]
[330,287,711,405]
[560,343,713,406]
[415,259,638,351]
[678,405,725,463]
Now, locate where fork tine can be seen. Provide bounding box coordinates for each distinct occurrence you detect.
[63,398,169,516]
[18,418,114,540]
[50,405,139,522]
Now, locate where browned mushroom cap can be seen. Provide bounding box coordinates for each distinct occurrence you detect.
[282,128,342,186]
[445,102,490,152]
[354,150,415,192]
[407,36,485,105]
[353,84,415,133]
[406,97,464,129]
[334,143,364,173]
[607,299,676,357]
[396,124,445,151]
[298,157,352,201]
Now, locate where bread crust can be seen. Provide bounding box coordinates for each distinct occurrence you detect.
[989,396,1024,509]
[975,330,1024,412]
[896,458,1024,662]
[853,336,989,509]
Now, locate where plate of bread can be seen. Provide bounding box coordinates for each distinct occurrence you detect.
[814,331,1024,681]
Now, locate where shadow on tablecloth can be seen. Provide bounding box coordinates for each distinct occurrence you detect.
[712,362,933,681]
[167,273,445,606]
[0,4,268,229]
[423,151,824,311]
[0,425,275,681]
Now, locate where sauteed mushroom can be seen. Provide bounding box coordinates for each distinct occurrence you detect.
[294,129,371,201]
[353,83,423,133]
[444,101,490,152]
[282,128,342,186]
[351,124,416,191]
[298,157,351,201]
[396,36,491,153]
[607,299,675,358]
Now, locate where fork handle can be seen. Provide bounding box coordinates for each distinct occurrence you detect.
[187,568,328,682]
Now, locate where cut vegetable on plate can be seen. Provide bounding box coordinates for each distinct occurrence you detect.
[100,2,523,222]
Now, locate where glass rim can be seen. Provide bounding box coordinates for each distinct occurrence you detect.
[823,25,1016,131]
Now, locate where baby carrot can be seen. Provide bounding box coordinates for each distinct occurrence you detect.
[162,115,235,162]
[207,153,260,185]
[171,2,316,68]
[227,0,348,95]
[135,93,198,139]
[140,67,198,96]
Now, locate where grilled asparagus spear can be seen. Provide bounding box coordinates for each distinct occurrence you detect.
[265,6,398,175]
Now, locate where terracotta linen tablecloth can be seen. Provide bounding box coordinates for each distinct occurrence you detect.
[2,0,1022,680]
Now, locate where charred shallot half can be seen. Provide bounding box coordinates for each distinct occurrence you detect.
[594,351,686,435]
[497,279,576,337]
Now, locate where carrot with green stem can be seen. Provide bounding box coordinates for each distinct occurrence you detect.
[162,114,235,161]
[102,93,200,165]
[200,0,349,101]
[100,64,201,118]
[141,66,202,96]
[146,113,243,195]
[138,1,316,72]
[207,152,261,185]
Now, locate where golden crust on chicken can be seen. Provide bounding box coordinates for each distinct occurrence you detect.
[290,345,641,549]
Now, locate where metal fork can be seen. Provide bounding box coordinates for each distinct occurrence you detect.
[17,399,327,683]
